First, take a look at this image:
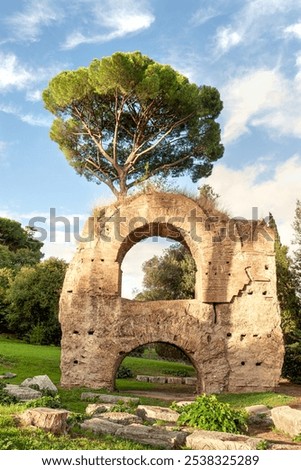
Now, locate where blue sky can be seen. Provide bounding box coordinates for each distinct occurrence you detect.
[1,0,301,297]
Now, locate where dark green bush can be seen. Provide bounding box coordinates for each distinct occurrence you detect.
[155,343,189,363]
[116,365,134,379]
[162,369,189,377]
[171,394,248,434]
[0,383,18,405]
[282,341,301,384]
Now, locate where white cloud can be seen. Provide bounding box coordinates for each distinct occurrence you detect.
[190,7,219,26]
[0,103,51,128]
[26,90,42,102]
[63,0,154,49]
[221,68,284,143]
[0,53,33,92]
[221,64,301,143]
[0,141,8,166]
[204,155,301,248]
[20,114,52,127]
[284,22,301,39]
[0,52,64,95]
[214,0,298,55]
[215,27,242,53]
[5,0,63,42]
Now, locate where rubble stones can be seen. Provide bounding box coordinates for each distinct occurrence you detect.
[21,375,58,394]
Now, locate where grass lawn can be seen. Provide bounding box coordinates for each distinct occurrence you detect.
[0,336,296,449]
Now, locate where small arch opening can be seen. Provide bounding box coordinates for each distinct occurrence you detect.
[114,342,198,397]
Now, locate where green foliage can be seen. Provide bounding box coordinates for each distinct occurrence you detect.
[282,334,301,383]
[0,383,18,405]
[24,394,62,409]
[128,345,145,357]
[43,51,223,200]
[0,218,45,332]
[7,258,67,345]
[171,394,248,434]
[0,404,152,450]
[256,440,268,450]
[162,369,189,377]
[268,213,301,383]
[155,343,190,363]
[0,219,43,262]
[136,243,196,301]
[291,199,301,299]
[116,365,134,379]
[110,400,138,414]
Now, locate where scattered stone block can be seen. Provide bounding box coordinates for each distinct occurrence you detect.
[19,407,69,435]
[136,405,180,423]
[186,429,263,450]
[166,377,183,384]
[245,404,272,425]
[100,412,142,425]
[0,372,17,379]
[176,400,194,407]
[80,393,139,404]
[184,377,197,385]
[81,418,123,435]
[116,423,188,449]
[5,384,42,401]
[148,376,167,384]
[21,375,58,394]
[271,406,301,437]
[85,403,113,415]
[136,375,149,382]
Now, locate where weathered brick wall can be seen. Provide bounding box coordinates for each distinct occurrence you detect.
[59,192,284,393]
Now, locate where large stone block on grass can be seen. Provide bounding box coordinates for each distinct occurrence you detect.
[81,418,124,435]
[136,405,180,423]
[100,412,142,425]
[245,404,272,425]
[186,430,263,450]
[81,393,139,404]
[136,375,149,382]
[166,377,183,384]
[21,375,58,394]
[271,406,301,436]
[5,384,42,401]
[19,407,69,435]
[116,423,188,449]
[85,403,113,415]
[148,376,167,384]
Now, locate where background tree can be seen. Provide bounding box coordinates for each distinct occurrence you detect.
[0,218,43,270]
[43,51,224,201]
[292,199,301,299]
[135,243,196,301]
[279,202,301,383]
[0,218,44,332]
[7,258,67,345]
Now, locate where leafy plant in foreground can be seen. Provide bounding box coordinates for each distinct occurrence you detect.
[171,394,248,434]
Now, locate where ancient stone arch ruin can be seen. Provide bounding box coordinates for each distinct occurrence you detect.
[59,191,284,393]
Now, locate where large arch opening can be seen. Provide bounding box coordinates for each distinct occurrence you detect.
[114,341,198,398]
[118,222,197,300]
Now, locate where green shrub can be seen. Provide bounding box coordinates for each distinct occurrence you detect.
[282,341,301,384]
[116,365,134,379]
[24,394,62,409]
[155,343,189,363]
[110,400,138,414]
[0,383,18,405]
[162,369,189,377]
[171,394,248,434]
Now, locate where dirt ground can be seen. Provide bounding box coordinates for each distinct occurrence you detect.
[128,380,301,450]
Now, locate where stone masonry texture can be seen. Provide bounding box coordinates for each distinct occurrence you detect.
[59,191,284,393]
